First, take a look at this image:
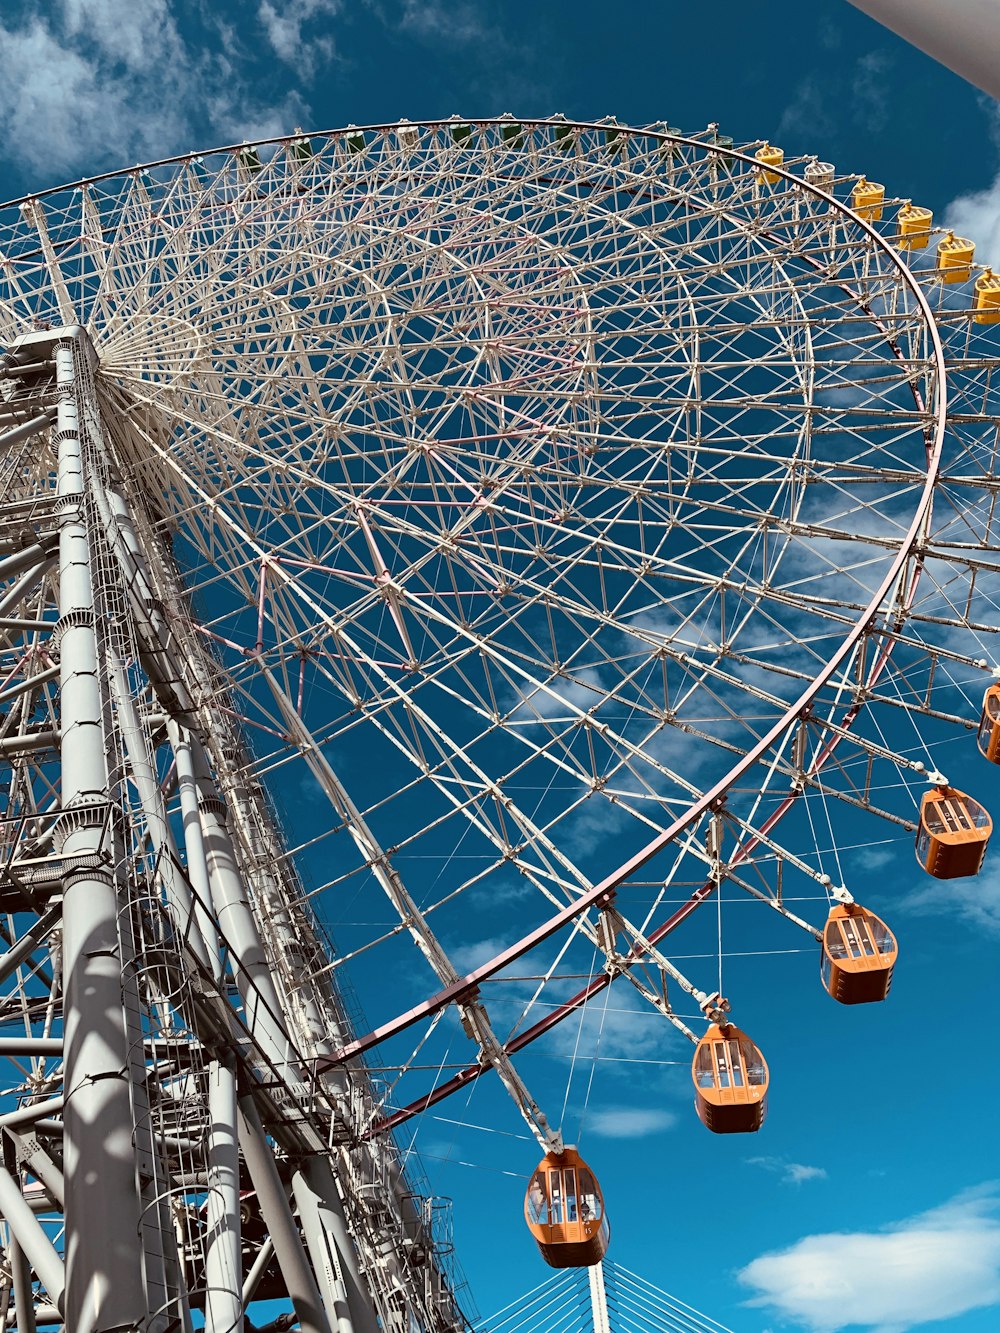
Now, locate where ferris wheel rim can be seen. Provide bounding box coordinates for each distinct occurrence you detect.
[119,124,919,1081]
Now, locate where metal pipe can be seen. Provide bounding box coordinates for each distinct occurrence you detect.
[2,1308,62,1330]
[0,1167,63,1313]
[180,731,377,1330]
[0,1041,61,1057]
[165,721,221,969]
[9,1238,37,1333]
[91,475,194,720]
[0,411,56,454]
[0,906,62,991]
[0,621,54,634]
[588,1261,611,1333]
[204,1058,242,1333]
[240,1236,274,1308]
[291,1164,360,1333]
[236,1097,334,1333]
[0,665,60,707]
[0,542,57,584]
[25,1123,61,1138]
[0,1099,64,1131]
[0,359,50,378]
[0,732,58,756]
[186,733,293,1073]
[23,1190,59,1214]
[169,724,247,1330]
[2,1310,61,1330]
[0,561,56,620]
[106,653,209,969]
[845,0,1000,101]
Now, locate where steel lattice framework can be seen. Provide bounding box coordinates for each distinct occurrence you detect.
[0,117,996,1331]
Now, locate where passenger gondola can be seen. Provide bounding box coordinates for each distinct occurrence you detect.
[821,903,897,1004]
[524,1147,609,1269]
[916,785,991,879]
[691,1023,768,1134]
[977,684,1000,764]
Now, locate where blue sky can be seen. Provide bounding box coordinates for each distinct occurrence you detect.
[4,4,1000,1332]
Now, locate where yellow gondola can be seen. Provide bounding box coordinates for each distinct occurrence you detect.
[524,1147,609,1269]
[897,202,932,250]
[974,269,1000,323]
[821,903,897,1004]
[852,178,884,222]
[755,143,783,184]
[937,231,975,284]
[692,1023,768,1134]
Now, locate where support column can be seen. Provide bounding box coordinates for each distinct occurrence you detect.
[181,731,377,1331]
[204,1058,242,1333]
[9,1236,36,1333]
[588,1262,611,1333]
[55,335,148,1332]
[186,733,293,1074]
[170,723,242,1333]
[236,1098,332,1333]
[291,1162,369,1333]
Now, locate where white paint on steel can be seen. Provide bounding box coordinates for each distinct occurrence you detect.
[846,0,1000,101]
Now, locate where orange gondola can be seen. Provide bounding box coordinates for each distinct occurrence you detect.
[691,1023,768,1134]
[977,684,1000,764]
[524,1147,609,1269]
[916,785,991,879]
[821,903,897,1005]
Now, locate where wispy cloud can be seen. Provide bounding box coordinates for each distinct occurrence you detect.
[777,78,834,141]
[398,0,494,45]
[945,173,1000,268]
[258,0,341,72]
[738,1184,1000,1332]
[851,50,893,133]
[0,1,306,181]
[585,1106,676,1139]
[450,935,513,973]
[778,47,893,144]
[898,857,1000,935]
[748,1155,828,1186]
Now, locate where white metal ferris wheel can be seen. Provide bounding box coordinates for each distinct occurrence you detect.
[0,115,998,1330]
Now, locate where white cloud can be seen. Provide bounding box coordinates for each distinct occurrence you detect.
[899,857,1000,935]
[0,18,167,178]
[585,1106,676,1138]
[62,0,178,72]
[258,0,340,71]
[778,77,834,141]
[738,1185,1000,1333]
[450,935,512,973]
[398,0,492,44]
[749,1155,828,1186]
[945,175,1000,269]
[851,50,893,133]
[0,1,306,180]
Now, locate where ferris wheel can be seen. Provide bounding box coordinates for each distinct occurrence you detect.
[0,116,998,1329]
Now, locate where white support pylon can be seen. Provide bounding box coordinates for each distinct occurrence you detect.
[588,1262,612,1333]
[845,0,1000,102]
